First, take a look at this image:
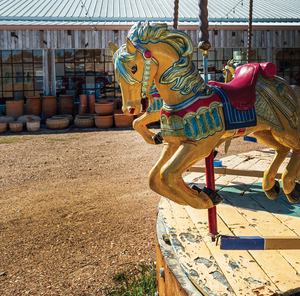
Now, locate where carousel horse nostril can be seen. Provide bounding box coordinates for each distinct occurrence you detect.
[129,108,135,114]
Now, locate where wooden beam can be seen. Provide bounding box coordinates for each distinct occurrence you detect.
[220,235,300,250]
[189,166,282,179]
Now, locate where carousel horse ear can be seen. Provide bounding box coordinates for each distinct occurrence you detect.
[108,42,119,56]
[126,38,137,54]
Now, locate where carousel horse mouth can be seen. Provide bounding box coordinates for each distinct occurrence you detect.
[129,107,135,114]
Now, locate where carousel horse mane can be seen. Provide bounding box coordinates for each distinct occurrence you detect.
[114,21,206,95]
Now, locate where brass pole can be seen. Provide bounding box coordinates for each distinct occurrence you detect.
[173,0,179,29]
[247,0,253,63]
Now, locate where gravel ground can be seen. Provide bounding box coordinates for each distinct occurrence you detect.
[0,125,269,295]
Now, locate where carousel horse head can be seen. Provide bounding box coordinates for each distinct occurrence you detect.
[109,21,207,115]
[222,59,240,83]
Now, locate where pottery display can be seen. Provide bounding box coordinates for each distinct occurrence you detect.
[26,120,40,132]
[53,114,73,125]
[75,115,94,119]
[74,117,95,128]
[42,96,58,121]
[94,102,114,116]
[9,121,23,133]
[46,118,69,130]
[94,115,114,129]
[59,94,74,116]
[88,94,96,114]
[0,116,15,127]
[114,110,134,128]
[0,122,7,133]
[26,96,42,117]
[17,115,41,128]
[78,94,87,115]
[96,99,108,104]
[6,100,24,120]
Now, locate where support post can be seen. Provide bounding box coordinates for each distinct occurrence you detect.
[198,0,218,241]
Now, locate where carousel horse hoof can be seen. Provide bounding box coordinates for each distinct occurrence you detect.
[286,183,300,204]
[265,180,280,200]
[203,187,224,206]
[153,132,163,144]
[189,184,202,193]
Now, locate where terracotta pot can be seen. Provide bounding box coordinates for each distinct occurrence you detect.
[59,94,74,116]
[9,121,23,133]
[74,117,95,128]
[0,122,7,133]
[26,120,40,132]
[96,99,108,104]
[94,102,114,116]
[6,100,24,121]
[88,94,96,114]
[26,96,42,117]
[94,115,114,129]
[42,96,58,121]
[53,114,73,125]
[78,94,87,115]
[75,115,94,119]
[114,111,134,128]
[46,118,69,130]
[0,116,14,127]
[17,115,41,128]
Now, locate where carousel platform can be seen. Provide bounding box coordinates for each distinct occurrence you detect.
[156,149,300,296]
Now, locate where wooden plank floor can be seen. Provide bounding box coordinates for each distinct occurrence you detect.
[158,149,300,296]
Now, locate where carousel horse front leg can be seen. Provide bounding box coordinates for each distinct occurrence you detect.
[281,152,300,203]
[133,111,163,145]
[149,142,187,205]
[253,130,290,200]
[160,139,223,209]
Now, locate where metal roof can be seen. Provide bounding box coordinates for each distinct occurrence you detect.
[0,0,299,25]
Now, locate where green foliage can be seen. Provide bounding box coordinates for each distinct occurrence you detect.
[105,262,157,296]
[46,136,81,142]
[0,137,35,144]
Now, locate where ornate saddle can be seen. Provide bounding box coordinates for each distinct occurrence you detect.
[209,62,277,111]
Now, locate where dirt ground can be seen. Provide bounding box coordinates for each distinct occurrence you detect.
[0,125,269,295]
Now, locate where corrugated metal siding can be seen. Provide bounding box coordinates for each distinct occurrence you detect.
[0,0,300,23]
[0,28,299,49]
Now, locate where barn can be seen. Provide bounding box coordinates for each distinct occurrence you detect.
[0,0,299,110]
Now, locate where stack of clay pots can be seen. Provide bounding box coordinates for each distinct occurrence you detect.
[26,96,42,118]
[18,115,41,132]
[94,101,114,128]
[114,109,134,128]
[0,115,14,133]
[6,100,24,120]
[42,95,58,121]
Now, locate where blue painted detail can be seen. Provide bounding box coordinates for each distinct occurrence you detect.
[220,235,265,250]
[185,122,193,138]
[205,112,214,131]
[191,117,200,136]
[214,159,222,167]
[211,85,257,130]
[212,108,221,127]
[199,114,207,134]
[244,136,257,142]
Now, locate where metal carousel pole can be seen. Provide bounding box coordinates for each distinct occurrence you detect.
[198,0,218,241]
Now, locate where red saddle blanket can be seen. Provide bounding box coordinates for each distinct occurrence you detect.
[209,62,277,111]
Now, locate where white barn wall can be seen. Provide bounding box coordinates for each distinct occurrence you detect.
[0,29,298,50]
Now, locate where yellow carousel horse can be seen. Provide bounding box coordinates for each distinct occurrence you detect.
[109,21,300,209]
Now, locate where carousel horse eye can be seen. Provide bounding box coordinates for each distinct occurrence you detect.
[131,65,137,74]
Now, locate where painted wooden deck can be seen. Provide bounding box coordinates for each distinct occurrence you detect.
[158,149,300,296]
